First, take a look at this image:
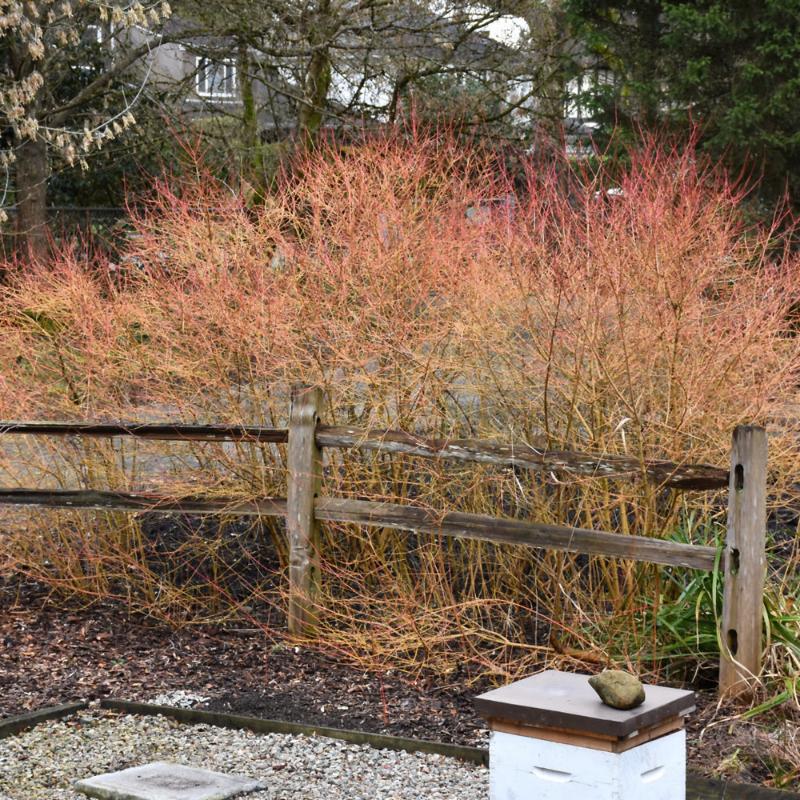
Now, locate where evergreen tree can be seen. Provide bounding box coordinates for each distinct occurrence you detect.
[567,1,800,203]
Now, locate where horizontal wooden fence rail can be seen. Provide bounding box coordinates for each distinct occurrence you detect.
[317,427,729,490]
[0,488,287,517]
[0,420,728,490]
[0,421,288,443]
[0,489,716,571]
[314,498,718,571]
[0,389,767,699]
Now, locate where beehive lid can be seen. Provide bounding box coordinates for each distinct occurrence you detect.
[475,670,695,739]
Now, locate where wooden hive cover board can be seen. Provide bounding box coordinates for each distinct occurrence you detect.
[474,670,696,739]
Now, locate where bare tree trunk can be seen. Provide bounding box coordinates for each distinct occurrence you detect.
[298,47,332,141]
[238,40,265,192]
[524,1,568,147]
[239,42,258,155]
[298,0,333,143]
[15,135,49,262]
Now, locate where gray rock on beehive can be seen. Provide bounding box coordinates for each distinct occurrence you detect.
[588,670,646,710]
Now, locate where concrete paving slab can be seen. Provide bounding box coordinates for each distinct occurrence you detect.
[74,761,264,800]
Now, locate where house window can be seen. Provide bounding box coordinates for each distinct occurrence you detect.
[77,25,105,71]
[196,57,237,98]
[565,75,586,120]
[566,70,613,122]
[85,24,104,44]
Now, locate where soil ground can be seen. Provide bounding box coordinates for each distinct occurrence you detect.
[1,583,798,791]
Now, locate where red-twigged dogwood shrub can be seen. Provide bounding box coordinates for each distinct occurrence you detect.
[1,129,799,678]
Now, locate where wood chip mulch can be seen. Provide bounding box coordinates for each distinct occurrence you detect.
[1,584,797,790]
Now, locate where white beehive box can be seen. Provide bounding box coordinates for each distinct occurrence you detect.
[475,670,695,800]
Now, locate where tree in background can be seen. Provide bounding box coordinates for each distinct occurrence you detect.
[0,0,579,256]
[0,0,173,258]
[172,1,571,188]
[566,1,800,204]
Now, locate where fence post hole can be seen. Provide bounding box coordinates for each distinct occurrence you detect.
[719,425,768,698]
[286,384,323,635]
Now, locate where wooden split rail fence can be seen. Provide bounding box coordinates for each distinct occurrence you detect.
[0,386,768,698]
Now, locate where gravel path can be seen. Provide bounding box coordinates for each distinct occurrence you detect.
[0,710,488,799]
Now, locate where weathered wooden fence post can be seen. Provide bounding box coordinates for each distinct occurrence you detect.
[286,384,323,635]
[719,425,768,698]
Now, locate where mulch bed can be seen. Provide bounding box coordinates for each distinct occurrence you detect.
[1,583,797,790]
[0,584,486,745]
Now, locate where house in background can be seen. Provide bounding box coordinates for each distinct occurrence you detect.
[90,7,602,148]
